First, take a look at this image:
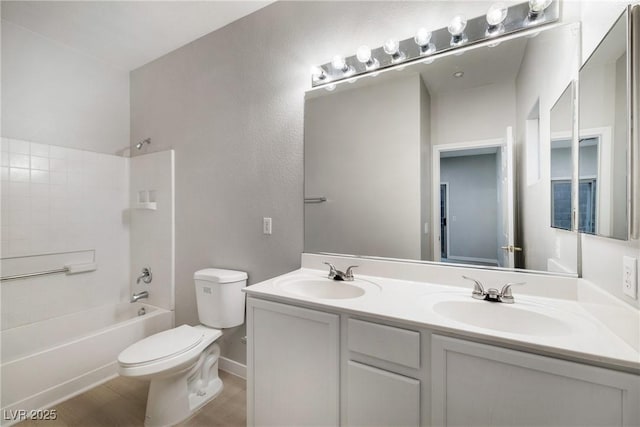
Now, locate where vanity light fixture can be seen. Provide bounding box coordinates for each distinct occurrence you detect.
[527,0,552,20]
[448,15,468,46]
[356,45,380,70]
[331,55,354,76]
[383,38,406,63]
[486,3,508,35]
[309,0,558,88]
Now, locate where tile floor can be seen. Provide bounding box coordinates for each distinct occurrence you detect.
[17,370,246,427]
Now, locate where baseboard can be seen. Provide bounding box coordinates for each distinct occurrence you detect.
[219,356,246,379]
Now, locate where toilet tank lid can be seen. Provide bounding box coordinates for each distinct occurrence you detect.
[194,268,248,283]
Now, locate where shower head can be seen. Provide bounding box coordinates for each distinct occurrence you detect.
[135,138,151,150]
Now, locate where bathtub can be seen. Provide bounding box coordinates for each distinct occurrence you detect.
[1,302,172,423]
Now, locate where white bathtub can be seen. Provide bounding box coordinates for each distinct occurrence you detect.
[0,302,172,423]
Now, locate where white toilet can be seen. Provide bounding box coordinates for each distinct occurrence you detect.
[118,268,247,427]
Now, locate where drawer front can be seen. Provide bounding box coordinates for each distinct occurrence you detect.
[347,361,420,427]
[347,318,420,369]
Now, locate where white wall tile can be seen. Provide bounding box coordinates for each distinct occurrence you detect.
[49,158,67,171]
[30,170,49,184]
[9,153,29,169]
[9,168,29,183]
[0,152,8,167]
[48,145,67,159]
[9,139,30,155]
[31,156,49,171]
[1,167,8,182]
[1,138,10,152]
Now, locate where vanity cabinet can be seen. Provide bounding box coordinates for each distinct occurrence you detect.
[246,298,339,426]
[431,335,640,427]
[247,296,639,427]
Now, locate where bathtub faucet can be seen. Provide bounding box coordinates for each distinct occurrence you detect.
[131,291,149,303]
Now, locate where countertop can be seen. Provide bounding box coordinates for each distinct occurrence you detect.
[244,268,640,374]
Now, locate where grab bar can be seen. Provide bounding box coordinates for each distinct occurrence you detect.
[304,197,327,204]
[0,262,97,282]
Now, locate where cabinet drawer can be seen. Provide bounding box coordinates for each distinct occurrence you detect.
[347,361,420,427]
[347,318,420,369]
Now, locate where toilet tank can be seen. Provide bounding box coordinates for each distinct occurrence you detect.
[194,268,248,328]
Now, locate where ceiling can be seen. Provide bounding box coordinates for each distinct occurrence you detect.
[1,1,273,71]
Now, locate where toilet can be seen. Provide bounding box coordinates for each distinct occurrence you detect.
[118,268,247,427]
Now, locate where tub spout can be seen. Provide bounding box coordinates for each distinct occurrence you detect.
[130,291,149,303]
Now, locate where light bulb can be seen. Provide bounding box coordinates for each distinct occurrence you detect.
[325,84,336,92]
[414,28,432,47]
[356,45,371,63]
[486,3,508,26]
[529,0,552,13]
[331,55,347,72]
[356,45,379,70]
[383,38,405,63]
[310,65,326,82]
[383,39,400,55]
[448,15,467,36]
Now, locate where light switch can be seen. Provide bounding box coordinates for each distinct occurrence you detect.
[263,217,272,235]
[622,256,637,299]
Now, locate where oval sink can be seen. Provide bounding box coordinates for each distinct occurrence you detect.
[432,300,572,336]
[275,277,374,300]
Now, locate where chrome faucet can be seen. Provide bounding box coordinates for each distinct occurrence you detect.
[462,276,524,304]
[136,267,152,284]
[324,262,358,281]
[130,290,149,303]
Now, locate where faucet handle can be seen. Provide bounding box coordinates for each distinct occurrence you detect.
[345,265,358,280]
[500,282,525,303]
[324,262,338,279]
[462,276,486,300]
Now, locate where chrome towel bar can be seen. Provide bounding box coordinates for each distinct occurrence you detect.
[304,197,327,204]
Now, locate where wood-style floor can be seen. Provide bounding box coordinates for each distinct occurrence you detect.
[17,370,246,427]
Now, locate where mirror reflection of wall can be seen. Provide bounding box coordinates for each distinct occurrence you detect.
[304,23,580,275]
[550,84,574,231]
[579,10,628,240]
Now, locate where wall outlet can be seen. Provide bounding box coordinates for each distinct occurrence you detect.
[622,256,637,299]
[263,217,272,235]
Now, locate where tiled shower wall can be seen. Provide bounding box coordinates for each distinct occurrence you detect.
[0,137,130,329]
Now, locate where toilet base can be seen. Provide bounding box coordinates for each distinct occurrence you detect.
[144,343,222,427]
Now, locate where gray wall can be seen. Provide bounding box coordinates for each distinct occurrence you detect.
[420,78,433,261]
[440,154,498,262]
[304,74,423,260]
[1,20,130,154]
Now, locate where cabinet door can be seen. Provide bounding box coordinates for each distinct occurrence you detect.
[346,361,420,427]
[247,298,339,426]
[431,335,640,427]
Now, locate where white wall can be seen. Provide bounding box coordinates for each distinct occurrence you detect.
[305,74,422,260]
[1,21,130,154]
[431,82,516,146]
[1,19,132,326]
[0,138,130,329]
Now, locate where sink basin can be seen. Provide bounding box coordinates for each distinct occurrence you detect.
[431,299,572,336]
[275,276,377,300]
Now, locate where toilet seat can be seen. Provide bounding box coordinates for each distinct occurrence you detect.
[118,325,222,379]
[119,325,204,367]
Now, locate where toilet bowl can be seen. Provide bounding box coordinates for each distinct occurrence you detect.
[118,268,247,427]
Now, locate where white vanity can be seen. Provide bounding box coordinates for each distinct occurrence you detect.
[245,255,640,427]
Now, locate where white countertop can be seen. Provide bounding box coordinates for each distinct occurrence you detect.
[244,268,640,374]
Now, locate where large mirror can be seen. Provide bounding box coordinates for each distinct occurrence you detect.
[578,9,629,240]
[304,23,581,275]
[550,83,575,232]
